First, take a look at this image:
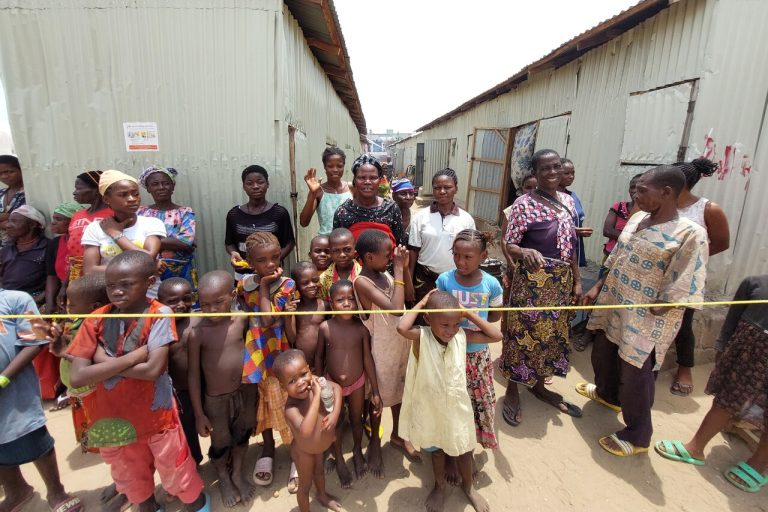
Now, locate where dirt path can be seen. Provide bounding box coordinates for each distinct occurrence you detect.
[8,345,766,511]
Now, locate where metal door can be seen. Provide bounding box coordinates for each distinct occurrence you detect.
[414,143,425,187]
[421,139,452,195]
[466,128,513,225]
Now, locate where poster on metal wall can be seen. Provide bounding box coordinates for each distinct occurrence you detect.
[123,122,159,152]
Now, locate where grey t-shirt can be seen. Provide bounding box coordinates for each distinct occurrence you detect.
[0,289,47,444]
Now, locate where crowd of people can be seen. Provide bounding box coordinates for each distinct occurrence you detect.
[0,147,766,512]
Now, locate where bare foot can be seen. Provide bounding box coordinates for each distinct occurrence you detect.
[218,473,242,508]
[335,458,354,489]
[464,486,490,512]
[352,448,368,479]
[390,435,423,463]
[317,491,343,511]
[0,484,34,512]
[367,441,385,479]
[232,471,256,502]
[425,483,446,512]
[445,456,461,487]
[324,454,337,474]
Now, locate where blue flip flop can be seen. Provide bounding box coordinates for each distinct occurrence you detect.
[654,440,704,466]
[724,462,768,493]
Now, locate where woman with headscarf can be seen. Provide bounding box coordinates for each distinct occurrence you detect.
[67,171,113,284]
[137,166,198,293]
[44,202,85,314]
[332,154,406,247]
[391,178,416,235]
[81,170,165,296]
[0,154,25,242]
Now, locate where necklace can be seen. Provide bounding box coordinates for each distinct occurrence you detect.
[534,188,568,214]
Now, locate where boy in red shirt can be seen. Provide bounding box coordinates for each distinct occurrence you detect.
[67,251,209,512]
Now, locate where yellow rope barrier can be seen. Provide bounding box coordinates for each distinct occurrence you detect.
[2,300,767,320]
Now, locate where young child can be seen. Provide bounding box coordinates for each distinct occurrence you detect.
[188,271,254,507]
[318,228,361,302]
[436,230,503,454]
[238,232,297,491]
[315,280,382,487]
[352,229,417,473]
[157,277,203,466]
[308,234,331,272]
[397,290,501,512]
[275,349,343,512]
[285,261,327,368]
[655,274,768,493]
[1,289,84,512]
[299,146,352,236]
[66,251,208,512]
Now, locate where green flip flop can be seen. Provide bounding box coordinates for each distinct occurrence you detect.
[654,440,704,466]
[724,461,768,493]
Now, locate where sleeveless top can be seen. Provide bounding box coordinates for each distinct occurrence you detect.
[678,197,708,229]
[317,190,352,235]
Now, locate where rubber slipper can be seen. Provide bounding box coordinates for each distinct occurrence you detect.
[502,399,521,427]
[599,434,649,457]
[528,387,583,418]
[252,456,273,486]
[575,382,622,412]
[670,380,693,397]
[287,462,299,494]
[51,495,84,512]
[654,440,704,466]
[724,461,768,493]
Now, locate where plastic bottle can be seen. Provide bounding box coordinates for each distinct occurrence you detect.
[318,377,334,413]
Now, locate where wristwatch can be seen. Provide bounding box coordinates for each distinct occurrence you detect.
[111,233,126,242]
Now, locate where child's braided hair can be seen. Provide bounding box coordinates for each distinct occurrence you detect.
[244,231,280,254]
[452,228,495,251]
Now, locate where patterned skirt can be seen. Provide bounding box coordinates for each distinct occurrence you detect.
[500,258,573,387]
[705,320,768,427]
[466,347,497,449]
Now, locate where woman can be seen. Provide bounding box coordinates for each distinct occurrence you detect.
[391,178,416,234]
[602,173,642,261]
[225,165,295,273]
[407,168,475,302]
[0,155,25,242]
[298,147,352,236]
[559,159,593,266]
[671,158,730,396]
[67,171,113,283]
[0,205,50,304]
[333,154,406,247]
[137,166,198,293]
[81,170,165,295]
[44,202,84,314]
[500,149,583,426]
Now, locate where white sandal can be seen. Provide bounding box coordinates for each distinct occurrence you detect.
[252,456,274,486]
[287,462,299,494]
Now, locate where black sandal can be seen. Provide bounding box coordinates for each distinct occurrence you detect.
[528,388,583,418]
[502,399,522,426]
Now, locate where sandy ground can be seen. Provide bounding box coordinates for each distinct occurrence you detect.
[6,343,766,512]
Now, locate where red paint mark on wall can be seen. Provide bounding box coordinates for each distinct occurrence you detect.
[740,155,752,177]
[716,145,734,180]
[702,132,716,160]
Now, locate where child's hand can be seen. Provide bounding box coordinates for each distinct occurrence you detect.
[304,168,323,194]
[393,245,409,268]
[311,375,322,397]
[29,317,56,342]
[230,252,248,270]
[195,415,213,437]
[418,288,437,307]
[321,408,340,431]
[370,393,383,416]
[285,298,300,313]
[127,345,149,366]
[260,267,283,286]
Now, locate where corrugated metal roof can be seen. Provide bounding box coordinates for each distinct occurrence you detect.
[284,0,367,134]
[417,0,671,132]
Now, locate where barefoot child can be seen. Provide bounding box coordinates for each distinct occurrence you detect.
[397,290,501,512]
[158,277,203,466]
[308,235,331,272]
[1,289,84,512]
[286,261,327,368]
[353,229,417,473]
[188,271,254,507]
[315,280,382,487]
[318,228,361,302]
[275,349,343,512]
[436,229,503,454]
[238,232,297,491]
[67,251,208,512]
[655,274,768,493]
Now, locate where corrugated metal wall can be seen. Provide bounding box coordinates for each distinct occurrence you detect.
[0,0,362,273]
[393,0,768,295]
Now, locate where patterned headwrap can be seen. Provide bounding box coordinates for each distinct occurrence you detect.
[98,170,138,196]
[13,205,46,228]
[138,165,178,189]
[76,170,103,188]
[53,201,86,219]
[351,154,383,176]
[391,178,414,193]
